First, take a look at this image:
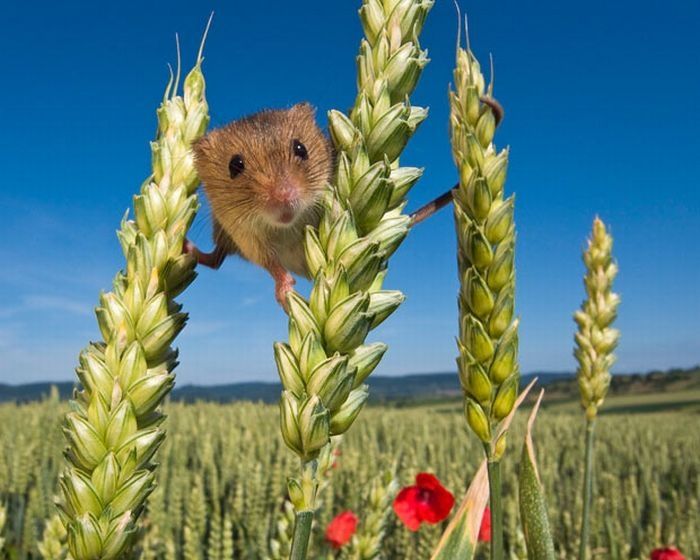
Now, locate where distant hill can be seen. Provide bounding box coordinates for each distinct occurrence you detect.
[1,366,698,405]
[0,382,76,403]
[539,365,700,401]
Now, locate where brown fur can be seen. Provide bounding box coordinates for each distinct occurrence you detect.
[193,103,333,277]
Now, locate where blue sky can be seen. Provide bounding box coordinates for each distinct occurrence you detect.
[1,1,698,385]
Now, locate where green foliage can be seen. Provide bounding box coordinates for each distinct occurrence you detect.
[0,399,698,559]
[518,394,555,559]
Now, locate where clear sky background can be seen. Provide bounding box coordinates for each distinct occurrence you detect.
[1,1,698,385]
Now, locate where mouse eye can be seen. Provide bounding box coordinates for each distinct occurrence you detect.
[292,139,309,161]
[229,154,245,178]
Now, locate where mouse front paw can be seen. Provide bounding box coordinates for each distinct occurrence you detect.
[183,238,197,256]
[274,272,296,310]
[182,239,226,269]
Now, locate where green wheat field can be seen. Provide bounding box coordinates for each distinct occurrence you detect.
[2,389,698,560]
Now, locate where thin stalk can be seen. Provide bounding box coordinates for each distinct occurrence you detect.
[579,418,596,560]
[487,458,504,560]
[289,511,314,560]
[288,459,319,560]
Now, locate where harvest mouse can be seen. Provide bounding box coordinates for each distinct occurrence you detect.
[184,97,503,308]
[186,103,333,307]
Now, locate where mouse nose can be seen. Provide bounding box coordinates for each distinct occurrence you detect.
[270,178,300,205]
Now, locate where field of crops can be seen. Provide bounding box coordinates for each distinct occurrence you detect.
[0,393,698,560]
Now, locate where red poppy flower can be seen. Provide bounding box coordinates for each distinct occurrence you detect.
[393,473,455,531]
[479,506,492,542]
[651,547,686,560]
[325,511,358,549]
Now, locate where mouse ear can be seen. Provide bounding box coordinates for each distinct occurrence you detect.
[291,102,316,118]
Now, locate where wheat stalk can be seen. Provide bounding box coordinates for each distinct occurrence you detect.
[449,32,516,560]
[56,27,210,558]
[275,1,433,558]
[574,217,619,560]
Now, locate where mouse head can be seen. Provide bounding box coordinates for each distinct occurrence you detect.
[193,103,332,228]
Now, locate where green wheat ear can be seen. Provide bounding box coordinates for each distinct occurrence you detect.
[450,45,517,459]
[575,217,620,420]
[278,0,433,482]
[56,25,211,559]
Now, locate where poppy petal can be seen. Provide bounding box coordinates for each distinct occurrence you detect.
[479,506,492,542]
[394,473,455,530]
[650,548,686,560]
[325,511,358,549]
[393,487,422,531]
[416,472,442,490]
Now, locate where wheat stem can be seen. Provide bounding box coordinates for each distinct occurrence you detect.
[487,458,504,560]
[579,418,596,560]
